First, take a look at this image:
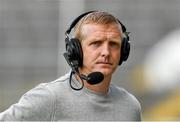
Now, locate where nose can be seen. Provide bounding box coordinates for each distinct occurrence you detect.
[101,44,110,57]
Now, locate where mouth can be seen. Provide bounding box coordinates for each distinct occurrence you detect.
[96,62,113,65]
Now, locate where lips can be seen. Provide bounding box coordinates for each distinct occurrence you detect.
[96,61,112,65]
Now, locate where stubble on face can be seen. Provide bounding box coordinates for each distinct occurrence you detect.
[79,23,122,77]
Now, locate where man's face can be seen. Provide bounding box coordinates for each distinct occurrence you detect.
[79,23,122,77]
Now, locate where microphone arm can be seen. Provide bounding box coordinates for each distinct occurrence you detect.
[79,74,89,81]
[63,52,104,90]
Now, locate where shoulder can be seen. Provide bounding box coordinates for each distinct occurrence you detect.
[109,84,142,120]
[0,73,70,121]
[23,72,71,105]
[23,72,70,98]
[110,84,141,110]
[37,72,70,92]
[4,73,70,121]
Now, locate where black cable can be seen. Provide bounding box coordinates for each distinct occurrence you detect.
[69,70,84,91]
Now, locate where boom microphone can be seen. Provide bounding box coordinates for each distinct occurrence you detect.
[80,72,104,85]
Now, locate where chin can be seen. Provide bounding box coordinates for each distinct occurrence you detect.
[94,64,117,74]
[96,69,114,76]
[102,72,113,77]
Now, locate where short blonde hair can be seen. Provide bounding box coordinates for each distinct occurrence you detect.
[73,11,122,41]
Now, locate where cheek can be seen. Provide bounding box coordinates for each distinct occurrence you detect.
[83,49,99,64]
[83,51,96,61]
[112,51,121,63]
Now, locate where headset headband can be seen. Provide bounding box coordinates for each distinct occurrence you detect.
[65,11,95,35]
[65,11,127,36]
[64,11,130,67]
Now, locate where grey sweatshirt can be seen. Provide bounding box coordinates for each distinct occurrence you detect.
[0,72,141,121]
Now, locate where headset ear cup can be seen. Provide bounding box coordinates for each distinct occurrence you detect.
[119,38,130,65]
[70,38,83,67]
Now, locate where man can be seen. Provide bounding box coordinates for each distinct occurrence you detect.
[0,11,141,121]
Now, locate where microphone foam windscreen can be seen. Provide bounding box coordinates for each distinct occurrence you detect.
[87,72,104,85]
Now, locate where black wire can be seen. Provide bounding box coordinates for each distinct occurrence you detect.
[69,71,84,91]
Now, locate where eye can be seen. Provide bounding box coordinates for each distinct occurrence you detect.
[89,41,102,47]
[110,41,120,49]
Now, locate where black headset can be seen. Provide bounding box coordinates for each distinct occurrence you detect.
[63,11,130,71]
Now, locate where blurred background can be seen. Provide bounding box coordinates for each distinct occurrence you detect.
[0,0,180,121]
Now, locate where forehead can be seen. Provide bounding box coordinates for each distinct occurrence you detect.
[81,23,122,39]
